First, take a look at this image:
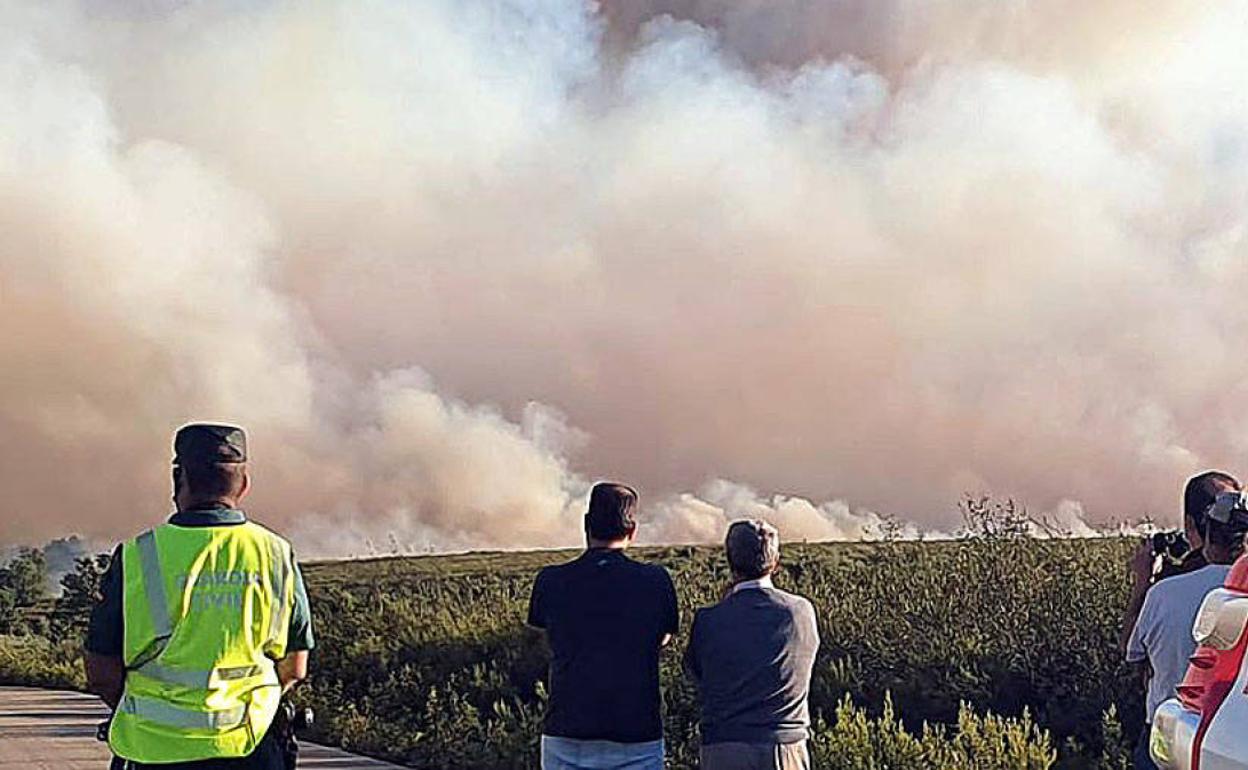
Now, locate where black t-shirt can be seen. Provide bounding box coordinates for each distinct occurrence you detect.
[527,548,679,743]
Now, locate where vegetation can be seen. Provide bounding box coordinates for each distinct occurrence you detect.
[0,635,83,689]
[48,553,114,639]
[0,500,1144,768]
[0,547,48,634]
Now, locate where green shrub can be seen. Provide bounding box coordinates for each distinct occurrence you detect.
[812,694,1055,769]
[0,635,83,689]
[1095,705,1132,770]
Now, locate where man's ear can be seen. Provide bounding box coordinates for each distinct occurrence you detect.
[238,470,252,502]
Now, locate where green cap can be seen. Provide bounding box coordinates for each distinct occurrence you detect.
[173,424,247,466]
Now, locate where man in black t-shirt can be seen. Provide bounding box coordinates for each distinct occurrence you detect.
[527,482,678,770]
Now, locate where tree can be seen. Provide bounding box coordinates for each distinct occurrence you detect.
[0,587,16,634]
[0,548,47,607]
[0,548,47,635]
[50,553,112,637]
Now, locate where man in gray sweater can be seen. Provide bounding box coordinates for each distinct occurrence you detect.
[684,520,820,770]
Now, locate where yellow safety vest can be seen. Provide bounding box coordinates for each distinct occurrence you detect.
[109,520,295,764]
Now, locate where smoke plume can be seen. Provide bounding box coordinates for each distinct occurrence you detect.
[2,0,1246,554]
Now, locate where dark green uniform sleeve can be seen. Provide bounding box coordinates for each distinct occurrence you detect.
[84,545,125,656]
[285,558,314,652]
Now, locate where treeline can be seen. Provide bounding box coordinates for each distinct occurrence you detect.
[0,546,110,639]
[0,547,107,691]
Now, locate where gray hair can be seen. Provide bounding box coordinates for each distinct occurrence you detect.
[725,519,780,579]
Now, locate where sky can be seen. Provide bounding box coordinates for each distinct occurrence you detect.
[2,0,1246,555]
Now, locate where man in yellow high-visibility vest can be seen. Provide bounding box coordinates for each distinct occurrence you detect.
[85,424,314,769]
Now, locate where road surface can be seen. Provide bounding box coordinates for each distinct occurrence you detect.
[0,686,406,769]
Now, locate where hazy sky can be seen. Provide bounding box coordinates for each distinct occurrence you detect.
[2,0,1246,554]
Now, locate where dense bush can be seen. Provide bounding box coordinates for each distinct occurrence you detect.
[0,635,83,689]
[812,696,1056,769]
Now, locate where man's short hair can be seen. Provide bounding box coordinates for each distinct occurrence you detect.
[1185,471,1242,530]
[585,482,638,541]
[725,519,780,580]
[179,462,246,501]
[1205,513,1247,553]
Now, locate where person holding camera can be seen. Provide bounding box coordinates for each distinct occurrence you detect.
[1124,474,1245,769]
[1120,471,1239,657]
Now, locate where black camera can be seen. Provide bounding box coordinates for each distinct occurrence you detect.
[1151,530,1190,561]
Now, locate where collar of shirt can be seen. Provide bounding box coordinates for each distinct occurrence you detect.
[581,547,629,564]
[168,507,247,527]
[731,575,774,594]
[583,546,629,556]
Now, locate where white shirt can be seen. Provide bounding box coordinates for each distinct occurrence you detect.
[731,575,774,594]
[1127,564,1232,719]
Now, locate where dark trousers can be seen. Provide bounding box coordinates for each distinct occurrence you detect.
[110,725,284,770]
[1133,724,1157,770]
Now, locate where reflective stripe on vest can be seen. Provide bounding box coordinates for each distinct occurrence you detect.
[120,694,247,730]
[136,530,172,639]
[267,536,289,647]
[134,662,266,689]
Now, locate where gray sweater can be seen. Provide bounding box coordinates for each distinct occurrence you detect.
[684,586,820,745]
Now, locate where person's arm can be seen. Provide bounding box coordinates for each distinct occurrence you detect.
[1119,541,1154,655]
[527,570,548,631]
[1125,586,1154,674]
[86,652,125,709]
[660,570,678,649]
[285,559,315,652]
[803,597,821,650]
[683,612,702,682]
[276,650,309,693]
[1125,589,1157,716]
[84,546,126,709]
[277,556,314,693]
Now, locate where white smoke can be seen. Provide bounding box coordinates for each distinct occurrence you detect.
[1,0,1245,553]
[645,480,919,545]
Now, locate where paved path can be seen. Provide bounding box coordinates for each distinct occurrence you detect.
[0,687,406,769]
